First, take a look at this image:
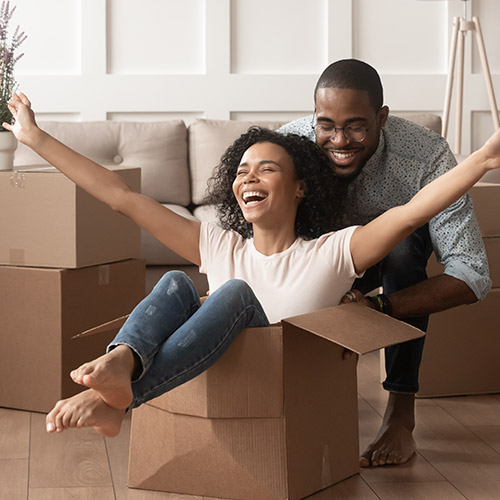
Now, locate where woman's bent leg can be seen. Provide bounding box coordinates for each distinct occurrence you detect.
[130,278,269,408]
[108,270,202,378]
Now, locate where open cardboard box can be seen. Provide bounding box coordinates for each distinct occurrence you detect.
[78,303,424,499]
[0,165,141,268]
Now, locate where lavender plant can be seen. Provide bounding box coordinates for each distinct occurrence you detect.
[0,1,26,131]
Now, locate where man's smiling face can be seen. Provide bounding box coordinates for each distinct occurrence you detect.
[314,87,388,180]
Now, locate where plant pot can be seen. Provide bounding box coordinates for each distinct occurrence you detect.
[0,130,17,171]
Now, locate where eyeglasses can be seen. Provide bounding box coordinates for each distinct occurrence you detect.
[312,114,378,143]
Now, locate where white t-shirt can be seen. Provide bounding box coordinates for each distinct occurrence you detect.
[199,222,362,324]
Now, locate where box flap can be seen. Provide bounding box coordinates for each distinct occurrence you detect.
[71,314,129,339]
[282,303,424,355]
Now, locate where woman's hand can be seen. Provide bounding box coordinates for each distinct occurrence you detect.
[2,92,41,147]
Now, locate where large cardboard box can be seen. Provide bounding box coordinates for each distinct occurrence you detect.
[122,304,424,500]
[469,182,500,237]
[418,181,500,397]
[0,259,145,413]
[0,166,141,268]
[418,288,500,397]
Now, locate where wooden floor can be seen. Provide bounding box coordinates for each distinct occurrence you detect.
[2,351,500,500]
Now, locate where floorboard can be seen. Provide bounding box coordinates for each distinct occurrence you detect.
[1,350,499,499]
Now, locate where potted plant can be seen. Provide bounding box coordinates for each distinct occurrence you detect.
[0,1,25,171]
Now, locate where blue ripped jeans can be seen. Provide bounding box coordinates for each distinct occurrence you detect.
[108,271,269,408]
[353,225,433,394]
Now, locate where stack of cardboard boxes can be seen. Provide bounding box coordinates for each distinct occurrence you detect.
[0,165,146,413]
[418,181,500,397]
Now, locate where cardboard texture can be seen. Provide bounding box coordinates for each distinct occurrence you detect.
[426,236,500,288]
[0,166,141,268]
[0,259,145,413]
[124,303,425,499]
[469,182,500,237]
[418,288,500,397]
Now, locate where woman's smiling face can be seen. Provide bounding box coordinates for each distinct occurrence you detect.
[232,141,304,227]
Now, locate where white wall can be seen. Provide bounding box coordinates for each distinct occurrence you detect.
[13,0,500,155]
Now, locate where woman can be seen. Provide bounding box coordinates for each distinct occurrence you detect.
[5,93,500,438]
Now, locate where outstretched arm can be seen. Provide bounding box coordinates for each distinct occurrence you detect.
[5,93,202,266]
[349,127,500,275]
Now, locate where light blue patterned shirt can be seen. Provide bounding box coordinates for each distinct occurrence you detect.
[278,115,491,300]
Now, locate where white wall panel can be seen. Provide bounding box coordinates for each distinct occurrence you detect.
[472,110,498,152]
[8,0,500,155]
[471,0,500,74]
[15,0,81,75]
[37,113,81,122]
[107,0,205,75]
[353,0,448,74]
[230,0,327,74]
[230,111,310,122]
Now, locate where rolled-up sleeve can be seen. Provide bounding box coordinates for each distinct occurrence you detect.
[429,194,491,301]
[422,142,491,301]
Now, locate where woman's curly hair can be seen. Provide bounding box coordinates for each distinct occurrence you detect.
[204,127,346,240]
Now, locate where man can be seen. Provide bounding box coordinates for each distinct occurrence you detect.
[279,59,491,468]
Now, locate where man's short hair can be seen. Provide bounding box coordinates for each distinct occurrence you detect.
[314,59,383,110]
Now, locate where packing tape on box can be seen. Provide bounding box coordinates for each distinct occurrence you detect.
[322,444,332,488]
[10,171,26,188]
[98,265,110,285]
[9,249,25,265]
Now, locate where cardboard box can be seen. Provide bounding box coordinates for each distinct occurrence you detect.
[120,304,424,500]
[0,166,141,268]
[0,259,145,412]
[426,236,500,288]
[418,288,500,397]
[469,182,500,237]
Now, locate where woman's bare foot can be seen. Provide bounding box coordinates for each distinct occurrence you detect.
[360,392,416,467]
[70,345,136,410]
[46,389,126,437]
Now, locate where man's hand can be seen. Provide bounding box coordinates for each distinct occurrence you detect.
[340,289,376,308]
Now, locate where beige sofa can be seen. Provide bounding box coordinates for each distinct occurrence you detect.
[13,113,442,294]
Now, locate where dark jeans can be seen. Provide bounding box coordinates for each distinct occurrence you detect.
[353,224,433,394]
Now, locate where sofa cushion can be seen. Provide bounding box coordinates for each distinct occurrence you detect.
[14,120,190,206]
[189,119,285,205]
[192,204,218,223]
[393,113,442,135]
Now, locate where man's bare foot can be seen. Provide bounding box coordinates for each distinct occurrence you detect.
[70,345,136,410]
[360,392,416,467]
[46,389,126,437]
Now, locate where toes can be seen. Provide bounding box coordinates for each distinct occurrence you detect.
[47,401,65,433]
[386,451,401,465]
[46,412,56,433]
[371,449,391,466]
[359,455,371,468]
[71,363,94,384]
